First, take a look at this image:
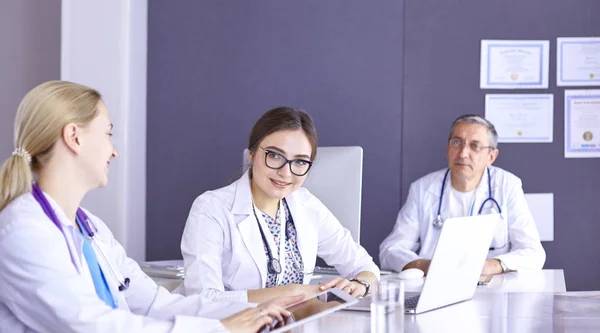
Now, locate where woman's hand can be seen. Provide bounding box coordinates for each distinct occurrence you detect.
[220,294,303,333]
[220,307,273,333]
[317,277,366,297]
[248,284,320,304]
[282,283,322,299]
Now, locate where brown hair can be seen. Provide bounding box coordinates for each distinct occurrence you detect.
[248,107,318,161]
[0,80,101,211]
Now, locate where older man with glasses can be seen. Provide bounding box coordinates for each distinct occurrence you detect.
[380,114,546,276]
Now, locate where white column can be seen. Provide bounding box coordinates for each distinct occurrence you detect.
[61,0,148,260]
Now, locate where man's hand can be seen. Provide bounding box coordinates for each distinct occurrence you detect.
[481,259,503,276]
[403,259,431,275]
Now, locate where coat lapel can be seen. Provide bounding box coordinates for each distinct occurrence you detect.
[232,171,268,287]
[427,169,447,218]
[477,168,502,214]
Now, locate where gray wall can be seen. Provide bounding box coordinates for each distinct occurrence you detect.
[147,1,600,291]
[0,1,61,157]
[147,1,403,264]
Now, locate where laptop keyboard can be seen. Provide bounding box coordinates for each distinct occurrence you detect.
[405,294,420,308]
[313,266,339,275]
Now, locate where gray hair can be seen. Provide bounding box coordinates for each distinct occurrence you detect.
[448,114,498,149]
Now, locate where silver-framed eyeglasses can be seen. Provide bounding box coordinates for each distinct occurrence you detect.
[261,147,313,176]
[448,138,495,153]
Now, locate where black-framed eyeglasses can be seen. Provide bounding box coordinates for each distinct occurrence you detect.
[448,138,495,153]
[261,147,313,176]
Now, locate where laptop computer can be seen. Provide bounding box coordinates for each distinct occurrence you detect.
[346,213,500,314]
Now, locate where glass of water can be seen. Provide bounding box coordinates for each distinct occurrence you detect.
[371,280,404,333]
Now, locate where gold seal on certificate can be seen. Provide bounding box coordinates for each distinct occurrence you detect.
[511,73,519,81]
[517,130,523,136]
[583,131,593,141]
[591,73,596,79]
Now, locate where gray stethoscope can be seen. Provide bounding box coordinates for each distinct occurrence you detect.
[432,167,502,229]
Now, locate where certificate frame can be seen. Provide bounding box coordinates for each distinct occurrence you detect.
[485,94,554,143]
[480,40,549,89]
[557,37,600,87]
[564,90,600,158]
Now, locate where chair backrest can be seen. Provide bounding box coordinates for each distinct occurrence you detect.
[243,146,363,243]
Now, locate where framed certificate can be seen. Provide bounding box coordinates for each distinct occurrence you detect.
[557,37,600,87]
[485,94,553,143]
[564,90,600,158]
[480,40,549,89]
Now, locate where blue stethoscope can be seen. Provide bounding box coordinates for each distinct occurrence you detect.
[432,168,502,229]
[32,183,130,291]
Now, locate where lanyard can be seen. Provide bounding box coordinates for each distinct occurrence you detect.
[31,183,130,292]
[252,200,288,286]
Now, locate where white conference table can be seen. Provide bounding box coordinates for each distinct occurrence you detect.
[149,268,580,332]
[150,269,566,294]
[296,270,578,332]
[289,291,600,333]
[310,269,566,293]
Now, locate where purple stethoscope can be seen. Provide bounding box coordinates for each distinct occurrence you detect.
[32,183,130,291]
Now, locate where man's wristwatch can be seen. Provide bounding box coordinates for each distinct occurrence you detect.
[349,278,371,296]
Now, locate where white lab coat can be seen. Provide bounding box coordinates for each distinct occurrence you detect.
[180,171,380,302]
[0,192,251,333]
[379,166,546,272]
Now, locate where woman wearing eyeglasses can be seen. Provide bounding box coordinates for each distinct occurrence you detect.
[180,107,379,303]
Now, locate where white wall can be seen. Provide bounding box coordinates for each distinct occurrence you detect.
[61,0,148,260]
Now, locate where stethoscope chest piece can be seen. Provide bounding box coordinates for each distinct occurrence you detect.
[432,215,444,228]
[118,278,131,291]
[268,258,282,275]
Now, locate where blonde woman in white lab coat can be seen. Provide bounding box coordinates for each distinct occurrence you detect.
[180,107,380,304]
[0,81,298,333]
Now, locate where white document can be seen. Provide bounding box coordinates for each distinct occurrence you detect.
[564,90,600,158]
[557,37,600,86]
[485,94,553,143]
[480,40,549,89]
[524,193,553,242]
